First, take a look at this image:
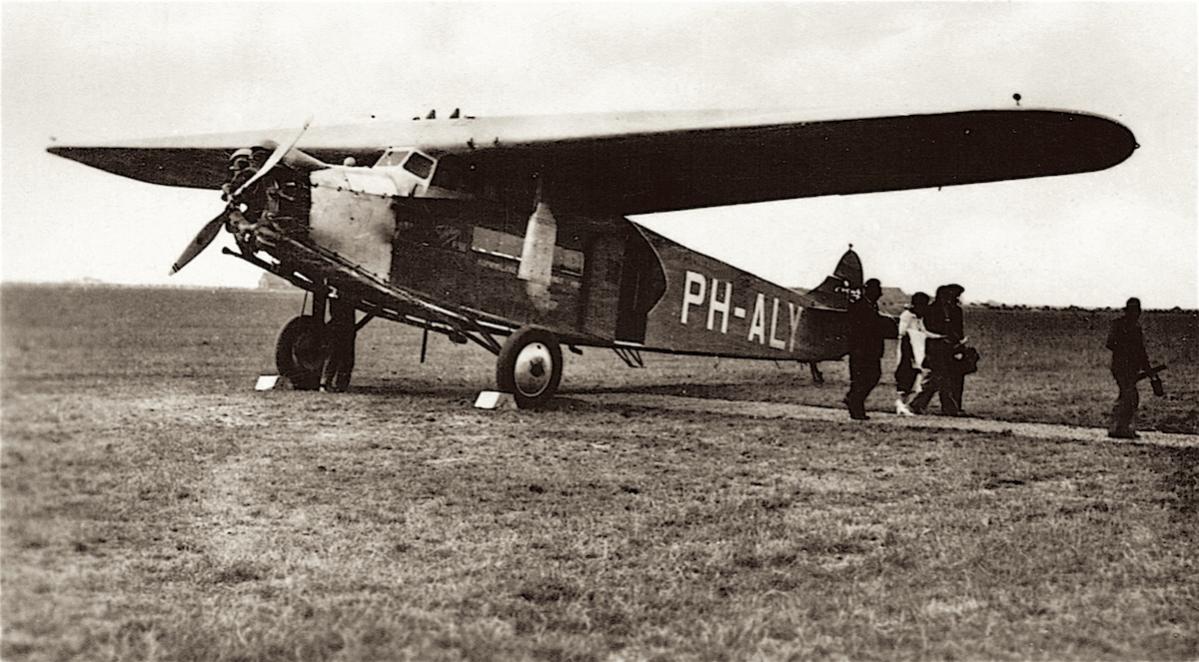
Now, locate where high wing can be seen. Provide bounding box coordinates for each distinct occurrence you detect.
[47,107,1136,214]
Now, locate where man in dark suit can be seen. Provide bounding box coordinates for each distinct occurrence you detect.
[1106,297,1153,438]
[845,278,887,420]
[321,297,357,393]
[910,285,964,416]
[943,284,967,414]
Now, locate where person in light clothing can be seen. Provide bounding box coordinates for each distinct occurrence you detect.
[894,292,943,416]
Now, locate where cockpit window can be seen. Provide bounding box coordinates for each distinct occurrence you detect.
[403,152,435,179]
[374,149,409,167]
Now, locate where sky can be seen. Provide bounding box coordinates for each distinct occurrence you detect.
[2,2,1196,308]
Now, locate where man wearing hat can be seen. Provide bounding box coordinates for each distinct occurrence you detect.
[221,148,255,202]
[221,148,259,251]
[1106,297,1154,438]
[910,284,965,416]
[943,284,967,414]
[845,278,887,420]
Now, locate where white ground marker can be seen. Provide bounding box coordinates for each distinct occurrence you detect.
[255,375,284,391]
[474,391,518,410]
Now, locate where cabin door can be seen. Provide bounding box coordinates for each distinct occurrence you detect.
[581,234,624,338]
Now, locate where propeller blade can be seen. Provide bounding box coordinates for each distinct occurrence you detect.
[169,210,227,275]
[172,117,312,275]
[232,116,313,199]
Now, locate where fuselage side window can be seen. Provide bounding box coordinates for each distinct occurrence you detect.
[558,249,585,275]
[430,154,467,191]
[471,226,523,260]
[470,226,583,276]
[403,152,435,179]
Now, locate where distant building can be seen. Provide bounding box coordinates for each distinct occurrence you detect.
[875,286,909,315]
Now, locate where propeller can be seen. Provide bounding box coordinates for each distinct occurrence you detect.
[231,116,312,199]
[170,211,228,275]
[168,117,312,276]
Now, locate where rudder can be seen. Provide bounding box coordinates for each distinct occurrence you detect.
[805,248,862,310]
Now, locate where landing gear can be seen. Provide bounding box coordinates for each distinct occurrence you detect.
[496,327,563,409]
[275,316,326,390]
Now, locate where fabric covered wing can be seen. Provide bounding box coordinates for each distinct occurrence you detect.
[501,109,1137,214]
[45,146,382,190]
[45,124,390,190]
[46,108,1135,212]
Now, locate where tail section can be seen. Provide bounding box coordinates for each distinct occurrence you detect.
[805,247,862,310]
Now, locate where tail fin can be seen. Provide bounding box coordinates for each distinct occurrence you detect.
[805,248,862,310]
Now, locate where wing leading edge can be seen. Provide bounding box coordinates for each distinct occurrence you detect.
[46,108,1136,213]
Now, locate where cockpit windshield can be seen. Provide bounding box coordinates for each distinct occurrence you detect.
[374,149,407,167]
[374,148,435,180]
[374,149,410,167]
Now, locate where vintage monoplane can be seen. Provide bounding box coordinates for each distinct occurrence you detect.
[48,107,1136,406]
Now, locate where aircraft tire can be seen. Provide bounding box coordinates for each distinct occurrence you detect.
[275,315,327,391]
[496,327,564,409]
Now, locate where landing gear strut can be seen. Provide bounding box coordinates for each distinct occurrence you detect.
[808,362,825,385]
[275,288,359,392]
[496,327,564,409]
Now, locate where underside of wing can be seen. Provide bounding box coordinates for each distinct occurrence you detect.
[45,145,383,190]
[493,109,1138,214]
[45,124,391,190]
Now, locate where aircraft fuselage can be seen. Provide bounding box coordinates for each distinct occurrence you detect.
[293,156,851,362]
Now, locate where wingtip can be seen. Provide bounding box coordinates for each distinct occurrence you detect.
[1098,115,1139,171]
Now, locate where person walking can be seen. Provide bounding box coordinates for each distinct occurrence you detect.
[909,285,962,416]
[845,278,887,420]
[943,284,968,414]
[1106,297,1154,438]
[895,292,943,416]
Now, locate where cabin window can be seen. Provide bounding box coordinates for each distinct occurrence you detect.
[470,226,584,276]
[558,248,585,275]
[402,152,435,179]
[472,226,523,260]
[430,154,469,191]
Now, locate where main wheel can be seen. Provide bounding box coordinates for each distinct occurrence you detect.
[275,315,327,390]
[496,327,564,409]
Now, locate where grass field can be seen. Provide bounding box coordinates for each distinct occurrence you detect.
[2,284,1197,660]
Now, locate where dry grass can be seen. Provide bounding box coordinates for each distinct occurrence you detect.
[2,285,1197,661]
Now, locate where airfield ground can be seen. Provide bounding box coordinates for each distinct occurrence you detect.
[2,284,1197,660]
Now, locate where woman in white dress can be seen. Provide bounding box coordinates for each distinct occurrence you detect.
[895,292,943,415]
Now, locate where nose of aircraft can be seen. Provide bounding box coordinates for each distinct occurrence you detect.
[169,120,312,275]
